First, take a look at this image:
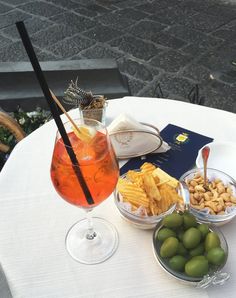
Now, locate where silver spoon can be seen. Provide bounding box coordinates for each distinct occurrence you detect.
[179,180,190,211]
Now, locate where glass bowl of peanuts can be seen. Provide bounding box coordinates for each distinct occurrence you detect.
[180,168,236,226]
[114,162,183,229]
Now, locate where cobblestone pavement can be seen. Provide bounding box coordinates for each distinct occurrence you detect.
[0,0,236,113]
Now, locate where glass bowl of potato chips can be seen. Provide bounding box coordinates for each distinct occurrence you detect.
[114,162,183,229]
[179,168,236,226]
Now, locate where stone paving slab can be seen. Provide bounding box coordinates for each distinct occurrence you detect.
[2,16,54,40]
[51,11,96,32]
[47,0,82,10]
[0,41,38,62]
[0,9,31,29]
[0,0,236,113]
[0,2,13,14]
[117,57,158,82]
[74,6,99,18]
[109,35,162,61]
[129,20,166,40]
[30,24,77,48]
[4,0,32,4]
[84,24,122,42]
[0,35,12,49]
[96,12,137,31]
[76,44,123,60]
[150,49,193,72]
[46,34,95,58]
[118,8,149,21]
[18,1,65,18]
[177,12,228,33]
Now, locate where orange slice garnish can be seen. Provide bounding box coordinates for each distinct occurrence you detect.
[73,125,96,142]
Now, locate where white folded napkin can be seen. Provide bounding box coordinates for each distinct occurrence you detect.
[107,114,170,158]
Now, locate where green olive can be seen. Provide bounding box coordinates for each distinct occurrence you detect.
[162,213,183,228]
[177,229,185,241]
[185,256,209,277]
[205,232,221,252]
[183,227,201,249]
[183,212,197,229]
[189,243,205,257]
[160,237,179,258]
[157,228,176,242]
[207,247,226,265]
[197,224,210,239]
[169,255,187,272]
[177,242,188,256]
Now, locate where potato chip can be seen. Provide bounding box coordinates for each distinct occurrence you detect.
[153,175,160,184]
[141,162,156,174]
[117,178,131,191]
[149,198,161,216]
[143,174,161,201]
[117,181,149,208]
[126,170,144,188]
[152,167,179,188]
[159,184,182,205]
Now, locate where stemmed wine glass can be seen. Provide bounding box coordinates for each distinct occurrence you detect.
[50,118,119,264]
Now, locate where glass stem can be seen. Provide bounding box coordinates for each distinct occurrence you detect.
[85,210,97,240]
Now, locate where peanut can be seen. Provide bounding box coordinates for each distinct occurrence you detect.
[220,193,230,201]
[211,181,216,189]
[203,193,211,201]
[189,186,195,193]
[216,204,223,212]
[190,196,198,205]
[208,207,216,215]
[192,203,205,210]
[199,198,205,205]
[230,196,236,204]
[193,192,200,200]
[205,201,217,213]
[190,180,198,187]
[194,185,205,192]
[213,190,219,200]
[216,184,225,194]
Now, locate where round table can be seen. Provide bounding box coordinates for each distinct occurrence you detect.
[0,97,236,298]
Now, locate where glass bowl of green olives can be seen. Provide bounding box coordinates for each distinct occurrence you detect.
[152,212,230,287]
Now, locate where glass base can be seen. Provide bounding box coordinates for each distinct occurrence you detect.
[65,217,119,264]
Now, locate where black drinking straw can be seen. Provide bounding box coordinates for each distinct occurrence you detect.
[16,21,94,205]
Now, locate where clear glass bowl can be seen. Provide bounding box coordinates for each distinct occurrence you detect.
[114,171,176,229]
[179,168,236,226]
[152,224,229,288]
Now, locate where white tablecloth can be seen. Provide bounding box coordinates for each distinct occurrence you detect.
[1,97,236,298]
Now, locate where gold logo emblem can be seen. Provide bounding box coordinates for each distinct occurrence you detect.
[174,133,189,144]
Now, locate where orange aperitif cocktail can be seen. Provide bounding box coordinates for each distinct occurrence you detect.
[51,130,119,208]
[50,118,119,264]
